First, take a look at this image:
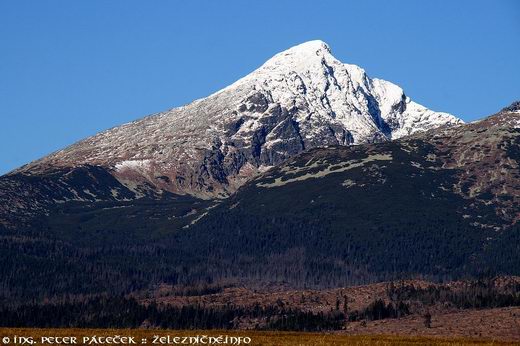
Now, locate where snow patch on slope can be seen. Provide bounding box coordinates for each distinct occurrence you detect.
[115,159,152,172]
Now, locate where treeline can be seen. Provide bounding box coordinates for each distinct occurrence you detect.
[386,279,520,309]
[0,296,344,331]
[155,284,224,298]
[348,299,410,321]
[5,281,520,331]
[265,310,344,331]
[262,299,412,331]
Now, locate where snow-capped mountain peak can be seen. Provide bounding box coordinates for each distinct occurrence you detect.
[260,40,333,69]
[221,40,461,144]
[14,40,462,198]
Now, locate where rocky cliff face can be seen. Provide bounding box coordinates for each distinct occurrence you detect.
[10,41,460,199]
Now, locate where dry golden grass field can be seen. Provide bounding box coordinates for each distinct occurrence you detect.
[0,328,518,346]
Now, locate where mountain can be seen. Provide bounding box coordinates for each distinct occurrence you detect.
[0,41,460,228]
[0,103,517,301]
[165,104,519,286]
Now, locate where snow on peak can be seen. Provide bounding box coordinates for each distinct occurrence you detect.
[266,40,332,62]
[254,40,337,78]
[294,39,331,51]
[501,101,520,113]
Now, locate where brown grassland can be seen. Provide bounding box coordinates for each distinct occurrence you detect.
[0,329,519,346]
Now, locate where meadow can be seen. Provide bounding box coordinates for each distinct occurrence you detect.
[0,329,517,346]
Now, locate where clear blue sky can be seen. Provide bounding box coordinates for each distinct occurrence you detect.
[1,0,519,175]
